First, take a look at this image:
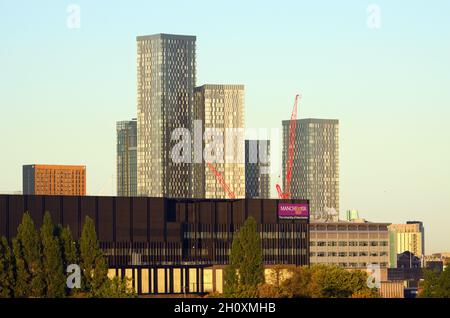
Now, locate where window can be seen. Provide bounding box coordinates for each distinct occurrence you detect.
[328,241,337,247]
[338,241,348,247]
[339,252,347,257]
[317,241,326,247]
[359,241,368,246]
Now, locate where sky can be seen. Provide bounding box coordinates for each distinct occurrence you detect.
[0,0,449,253]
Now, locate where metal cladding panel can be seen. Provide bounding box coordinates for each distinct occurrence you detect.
[199,201,213,225]
[132,197,148,242]
[166,222,181,242]
[27,195,44,228]
[98,197,114,242]
[44,196,61,225]
[62,196,79,239]
[0,196,7,237]
[149,198,165,242]
[247,199,262,223]
[175,202,186,223]
[186,202,196,224]
[8,196,24,238]
[216,201,228,224]
[80,196,96,226]
[116,197,131,242]
[262,199,277,223]
[232,200,245,226]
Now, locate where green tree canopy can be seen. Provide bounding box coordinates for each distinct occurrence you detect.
[13,213,45,297]
[281,264,379,298]
[420,267,450,298]
[40,212,66,298]
[79,216,108,296]
[0,237,15,298]
[224,217,264,297]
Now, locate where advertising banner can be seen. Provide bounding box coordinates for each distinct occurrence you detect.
[278,203,309,220]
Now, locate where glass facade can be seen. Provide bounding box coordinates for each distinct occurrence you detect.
[137,34,196,197]
[193,84,246,199]
[282,119,339,219]
[245,140,270,198]
[117,119,137,196]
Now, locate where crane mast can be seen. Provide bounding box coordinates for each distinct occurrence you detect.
[276,94,300,199]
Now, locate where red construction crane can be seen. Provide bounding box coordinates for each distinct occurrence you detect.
[276,94,300,199]
[206,162,236,199]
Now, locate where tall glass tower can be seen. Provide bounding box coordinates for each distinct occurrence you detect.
[117,119,137,196]
[282,118,339,218]
[136,34,196,197]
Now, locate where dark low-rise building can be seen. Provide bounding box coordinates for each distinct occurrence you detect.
[0,194,309,294]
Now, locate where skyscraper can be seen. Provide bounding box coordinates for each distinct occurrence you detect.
[282,118,339,218]
[193,84,245,199]
[117,119,137,196]
[245,140,270,198]
[23,164,86,196]
[137,34,196,197]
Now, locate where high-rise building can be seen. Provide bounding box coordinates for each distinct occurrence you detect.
[282,118,339,219]
[388,221,425,267]
[117,119,137,196]
[137,34,196,197]
[22,164,86,196]
[193,84,245,199]
[245,140,270,198]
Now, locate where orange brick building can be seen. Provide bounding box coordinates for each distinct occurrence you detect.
[23,164,86,196]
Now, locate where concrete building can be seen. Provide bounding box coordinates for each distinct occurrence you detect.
[245,140,270,199]
[136,33,196,198]
[388,221,425,267]
[117,119,137,196]
[22,164,86,196]
[282,118,339,219]
[193,84,245,199]
[309,220,390,269]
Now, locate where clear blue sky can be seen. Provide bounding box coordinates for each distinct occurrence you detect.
[0,0,449,253]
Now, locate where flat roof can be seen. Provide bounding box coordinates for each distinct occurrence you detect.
[136,33,196,41]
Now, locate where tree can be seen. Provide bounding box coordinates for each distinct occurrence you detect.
[40,212,66,297]
[281,265,378,298]
[281,265,314,298]
[13,213,45,297]
[96,277,136,298]
[420,267,450,298]
[79,216,108,296]
[0,237,15,297]
[223,217,264,297]
[56,225,78,268]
